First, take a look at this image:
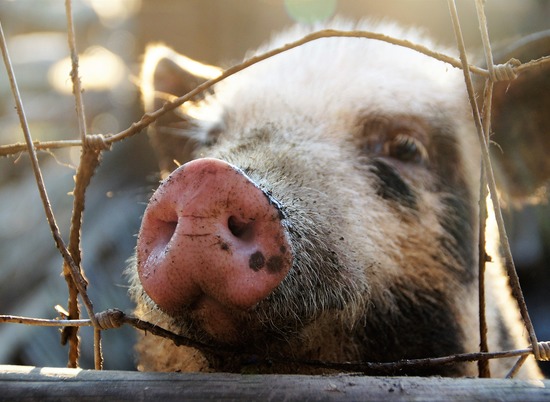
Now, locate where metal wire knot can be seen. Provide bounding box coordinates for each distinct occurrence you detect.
[84,134,111,151]
[490,58,521,82]
[95,309,125,330]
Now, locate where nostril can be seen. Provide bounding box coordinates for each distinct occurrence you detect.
[228,215,254,241]
[157,220,178,248]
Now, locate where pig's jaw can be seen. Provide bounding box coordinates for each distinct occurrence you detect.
[184,295,249,343]
[163,298,284,347]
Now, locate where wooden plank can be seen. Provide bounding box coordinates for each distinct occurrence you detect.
[1,364,549,401]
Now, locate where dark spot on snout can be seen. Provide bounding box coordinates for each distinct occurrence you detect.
[249,251,265,271]
[371,160,417,209]
[266,256,284,274]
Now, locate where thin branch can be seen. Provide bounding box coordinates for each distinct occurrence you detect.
[1,6,549,373]
[2,11,103,370]
[65,0,87,142]
[516,55,550,73]
[60,146,103,369]
[0,20,90,333]
[287,347,540,375]
[1,30,549,161]
[0,140,82,157]
[98,30,550,148]
[447,0,541,361]
[63,0,103,370]
[0,311,546,375]
[103,29,492,147]
[0,316,92,327]
[477,79,493,378]
[506,355,529,378]
[475,0,494,379]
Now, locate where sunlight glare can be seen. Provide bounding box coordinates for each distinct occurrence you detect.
[48,46,126,94]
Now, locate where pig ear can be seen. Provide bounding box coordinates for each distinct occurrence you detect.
[140,45,222,176]
[487,30,550,202]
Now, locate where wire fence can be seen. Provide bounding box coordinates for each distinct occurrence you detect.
[0,0,549,377]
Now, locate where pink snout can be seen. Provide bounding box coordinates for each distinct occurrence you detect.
[137,158,292,323]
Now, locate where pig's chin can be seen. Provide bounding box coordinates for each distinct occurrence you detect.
[193,297,249,343]
[166,297,256,345]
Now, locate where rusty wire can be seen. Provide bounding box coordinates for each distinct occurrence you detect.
[0,0,549,375]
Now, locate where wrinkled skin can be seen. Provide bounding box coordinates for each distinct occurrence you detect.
[129,20,549,377]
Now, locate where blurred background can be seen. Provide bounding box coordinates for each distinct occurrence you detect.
[0,0,548,373]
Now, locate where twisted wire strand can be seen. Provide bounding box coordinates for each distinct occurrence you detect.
[93,309,125,330]
[84,134,111,151]
[537,341,550,361]
[491,59,521,82]
[2,310,549,374]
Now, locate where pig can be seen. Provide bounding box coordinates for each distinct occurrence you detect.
[129,20,550,377]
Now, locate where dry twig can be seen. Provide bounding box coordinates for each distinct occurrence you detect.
[1,30,549,160]
[474,0,494,379]
[448,0,542,366]
[1,310,548,375]
[0,15,94,362]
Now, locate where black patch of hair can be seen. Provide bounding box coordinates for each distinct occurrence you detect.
[359,289,466,376]
[437,193,476,284]
[430,129,476,283]
[371,159,417,209]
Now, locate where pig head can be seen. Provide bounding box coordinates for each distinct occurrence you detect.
[130,21,550,377]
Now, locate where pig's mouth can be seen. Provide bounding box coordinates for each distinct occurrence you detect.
[185,296,248,343]
[164,294,278,346]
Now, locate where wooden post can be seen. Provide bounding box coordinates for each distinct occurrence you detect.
[1,364,549,401]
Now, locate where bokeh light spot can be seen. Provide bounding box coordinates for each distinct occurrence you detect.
[284,0,337,23]
[48,46,126,94]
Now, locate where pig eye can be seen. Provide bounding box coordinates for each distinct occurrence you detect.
[360,115,430,165]
[385,134,428,164]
